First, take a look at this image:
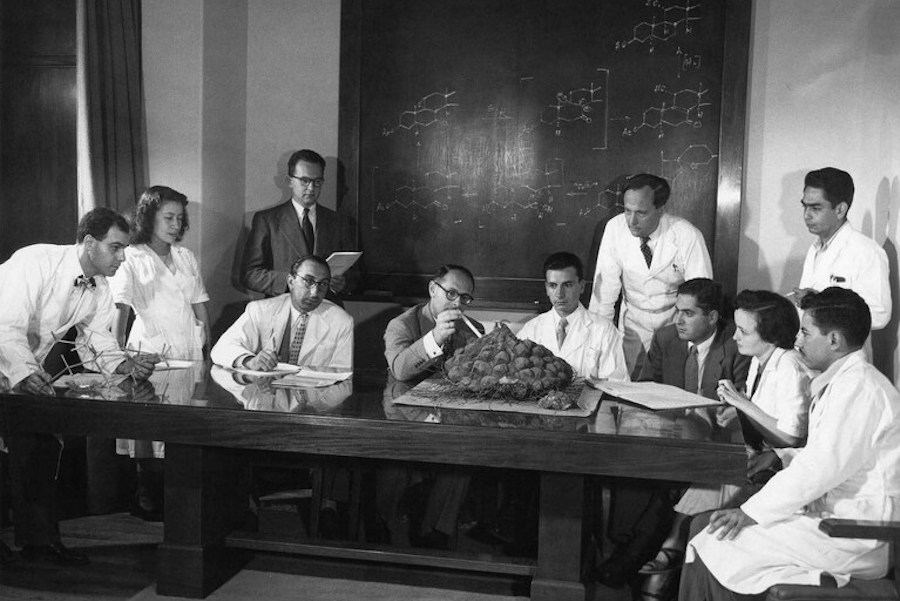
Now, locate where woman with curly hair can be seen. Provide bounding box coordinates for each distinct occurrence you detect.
[110,185,210,360]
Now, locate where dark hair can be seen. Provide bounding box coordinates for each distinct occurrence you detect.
[76,207,129,243]
[804,167,854,210]
[290,254,330,277]
[623,173,671,208]
[800,287,870,348]
[288,149,326,175]
[131,186,189,244]
[734,290,799,349]
[677,278,723,315]
[433,264,475,290]
[543,251,584,280]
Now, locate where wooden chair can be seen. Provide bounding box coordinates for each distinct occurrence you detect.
[765,518,900,600]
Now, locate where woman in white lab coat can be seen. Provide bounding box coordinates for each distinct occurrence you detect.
[638,290,811,599]
[109,186,210,519]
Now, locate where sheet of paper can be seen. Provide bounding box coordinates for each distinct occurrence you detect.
[272,367,352,389]
[226,362,302,377]
[326,252,362,277]
[590,380,721,410]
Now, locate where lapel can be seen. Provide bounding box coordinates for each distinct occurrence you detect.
[271,295,294,352]
[701,324,728,393]
[647,217,676,278]
[302,305,332,355]
[275,201,310,258]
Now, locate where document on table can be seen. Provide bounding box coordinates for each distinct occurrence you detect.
[271,367,353,389]
[589,380,721,410]
[326,252,362,277]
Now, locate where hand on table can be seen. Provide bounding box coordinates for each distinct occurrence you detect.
[15,371,56,396]
[245,350,278,372]
[116,353,160,380]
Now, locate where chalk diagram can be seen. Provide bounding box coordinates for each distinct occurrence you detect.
[381,89,459,139]
[615,0,702,52]
[661,144,718,182]
[539,69,609,149]
[611,82,710,138]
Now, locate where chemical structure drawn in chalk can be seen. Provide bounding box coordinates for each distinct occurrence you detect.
[611,82,710,138]
[381,89,459,139]
[570,181,624,219]
[660,144,718,182]
[539,69,609,149]
[615,0,702,53]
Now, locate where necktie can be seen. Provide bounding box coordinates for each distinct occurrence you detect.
[74,275,96,290]
[683,344,699,395]
[301,208,315,253]
[749,369,763,397]
[556,317,568,349]
[442,334,455,361]
[288,312,309,365]
[640,237,653,268]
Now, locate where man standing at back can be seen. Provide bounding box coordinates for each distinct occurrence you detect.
[590,173,712,377]
[792,167,890,332]
[241,149,350,298]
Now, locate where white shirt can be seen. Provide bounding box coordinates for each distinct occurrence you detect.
[589,212,712,319]
[745,348,811,440]
[108,244,209,360]
[0,244,125,389]
[689,331,715,389]
[799,222,891,330]
[517,304,629,381]
[688,350,900,592]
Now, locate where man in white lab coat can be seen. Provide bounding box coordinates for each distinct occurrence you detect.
[680,287,900,600]
[792,167,891,332]
[519,251,628,382]
[590,173,712,378]
[0,207,158,566]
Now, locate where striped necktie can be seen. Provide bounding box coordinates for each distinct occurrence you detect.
[556,317,568,349]
[640,236,653,268]
[288,312,309,365]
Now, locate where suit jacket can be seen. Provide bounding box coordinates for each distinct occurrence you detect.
[240,201,340,297]
[639,321,750,400]
[384,303,484,383]
[210,294,353,370]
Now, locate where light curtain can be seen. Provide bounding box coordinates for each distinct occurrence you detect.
[76,0,145,215]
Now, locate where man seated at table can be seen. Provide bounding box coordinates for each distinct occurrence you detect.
[596,278,749,588]
[680,287,900,600]
[212,254,353,371]
[0,207,158,566]
[380,264,484,548]
[518,251,628,381]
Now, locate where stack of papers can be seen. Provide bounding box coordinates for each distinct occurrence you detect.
[589,380,721,410]
[271,367,353,389]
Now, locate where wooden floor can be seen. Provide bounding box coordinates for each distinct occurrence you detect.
[0,514,631,601]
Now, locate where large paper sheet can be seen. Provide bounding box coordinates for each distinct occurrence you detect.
[590,380,721,410]
[326,252,362,277]
[271,367,353,389]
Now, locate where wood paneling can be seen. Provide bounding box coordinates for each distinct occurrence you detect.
[0,0,78,261]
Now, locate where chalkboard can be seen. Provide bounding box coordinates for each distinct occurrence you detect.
[339,0,750,303]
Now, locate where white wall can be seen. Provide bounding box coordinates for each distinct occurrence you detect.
[143,0,900,379]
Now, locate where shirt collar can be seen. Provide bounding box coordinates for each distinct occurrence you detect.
[551,303,586,326]
[690,327,716,355]
[809,348,866,399]
[291,199,317,220]
[813,220,849,252]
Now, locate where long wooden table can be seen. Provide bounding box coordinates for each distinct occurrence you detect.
[0,363,744,600]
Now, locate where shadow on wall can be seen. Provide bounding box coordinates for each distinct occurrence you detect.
[870,176,899,382]
[773,170,810,294]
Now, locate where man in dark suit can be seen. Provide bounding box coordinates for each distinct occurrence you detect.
[240,149,349,297]
[597,278,750,590]
[379,264,483,548]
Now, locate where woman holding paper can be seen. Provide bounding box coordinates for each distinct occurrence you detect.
[637,290,811,600]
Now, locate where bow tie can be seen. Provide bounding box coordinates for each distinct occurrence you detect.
[74,275,96,290]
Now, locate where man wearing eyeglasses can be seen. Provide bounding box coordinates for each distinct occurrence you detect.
[379,265,482,549]
[212,255,353,370]
[240,149,353,298]
[384,264,483,382]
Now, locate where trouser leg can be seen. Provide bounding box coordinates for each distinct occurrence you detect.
[8,432,62,547]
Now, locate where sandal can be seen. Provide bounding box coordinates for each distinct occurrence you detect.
[638,547,684,574]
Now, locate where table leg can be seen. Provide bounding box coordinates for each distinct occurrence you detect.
[156,443,251,598]
[531,472,589,601]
